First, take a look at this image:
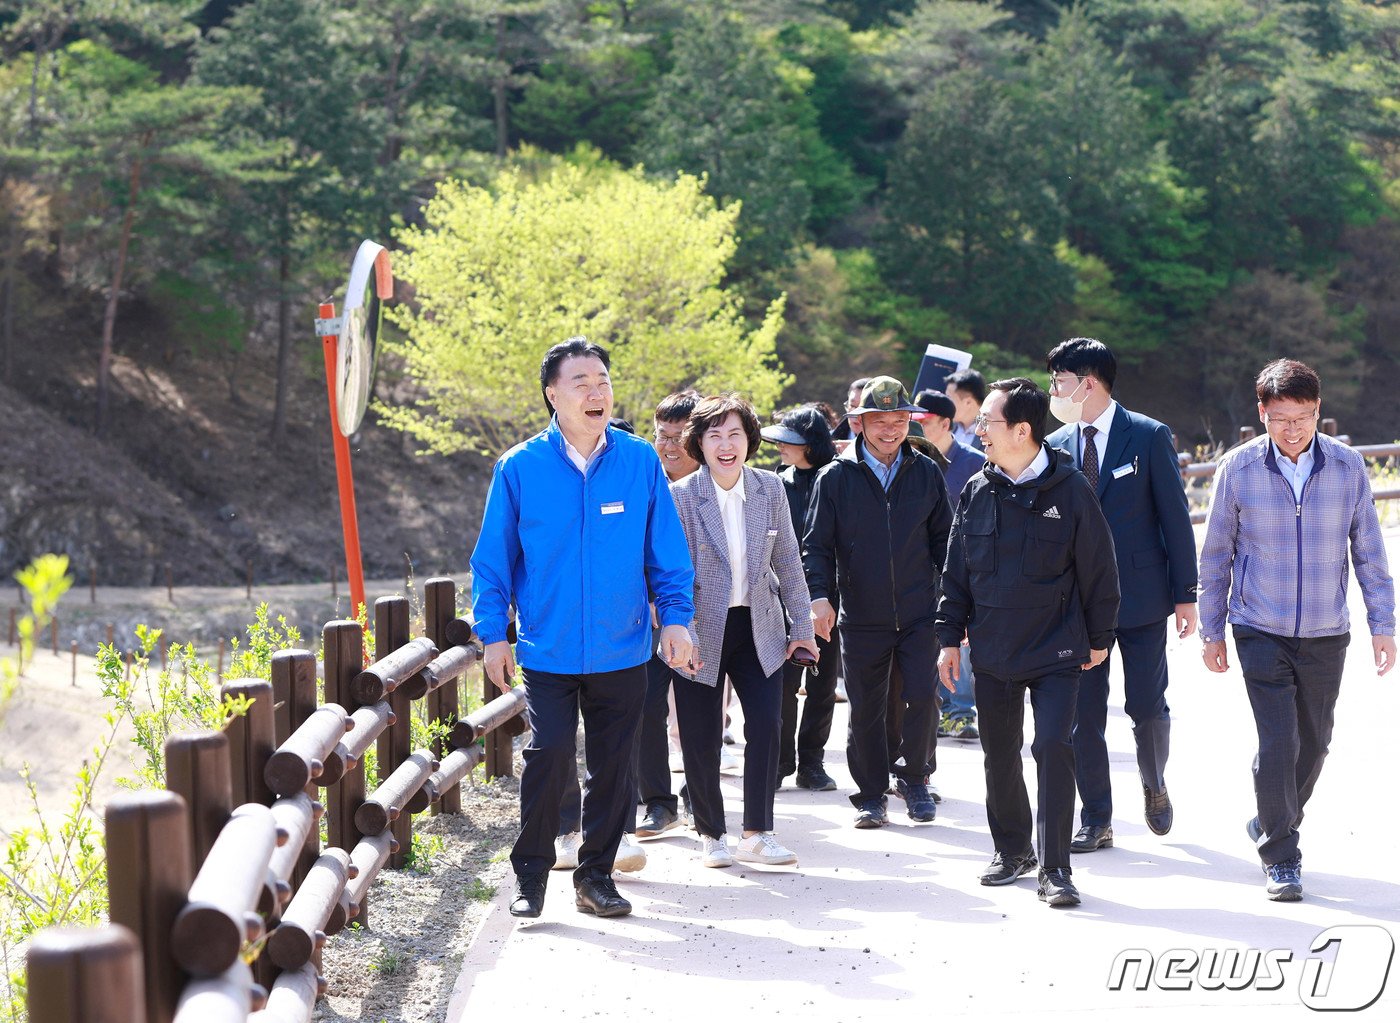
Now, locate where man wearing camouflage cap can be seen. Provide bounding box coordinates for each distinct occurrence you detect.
[804,376,955,827]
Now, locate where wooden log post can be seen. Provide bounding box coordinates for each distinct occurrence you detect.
[424,578,465,806]
[27,924,146,1023]
[266,848,352,970]
[70,640,78,686]
[374,595,414,868]
[344,831,396,924]
[265,704,352,796]
[222,679,275,809]
[270,649,320,891]
[268,792,322,890]
[323,620,369,922]
[1321,417,1338,436]
[356,749,438,836]
[106,790,193,1023]
[170,804,278,978]
[248,962,324,1023]
[172,958,264,1023]
[165,730,233,868]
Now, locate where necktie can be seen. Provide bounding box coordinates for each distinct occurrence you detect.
[1082,425,1100,490]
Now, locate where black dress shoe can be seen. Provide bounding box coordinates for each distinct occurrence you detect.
[1070,824,1114,853]
[636,804,681,838]
[510,871,547,918]
[979,849,1037,886]
[575,874,632,917]
[1144,786,1173,836]
[1037,867,1081,907]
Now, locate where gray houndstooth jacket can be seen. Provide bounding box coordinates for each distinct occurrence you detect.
[670,465,815,688]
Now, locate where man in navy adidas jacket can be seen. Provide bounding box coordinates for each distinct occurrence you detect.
[472,337,695,920]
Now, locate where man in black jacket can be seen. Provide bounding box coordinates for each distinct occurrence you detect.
[805,377,954,828]
[936,378,1119,907]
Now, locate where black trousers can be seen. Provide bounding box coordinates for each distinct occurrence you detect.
[779,627,838,776]
[839,622,940,806]
[976,666,1080,871]
[673,608,784,837]
[1074,619,1171,827]
[511,663,645,881]
[558,649,674,834]
[1233,626,1348,865]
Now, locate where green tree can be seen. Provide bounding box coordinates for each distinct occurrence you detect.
[380,154,789,455]
[879,68,1068,349]
[35,42,273,435]
[637,11,810,271]
[193,0,377,447]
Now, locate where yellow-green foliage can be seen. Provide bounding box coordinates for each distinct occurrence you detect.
[380,153,790,456]
[0,556,73,714]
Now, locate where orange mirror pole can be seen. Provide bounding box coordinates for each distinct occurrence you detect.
[320,300,366,618]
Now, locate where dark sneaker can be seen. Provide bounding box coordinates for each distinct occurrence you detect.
[854,799,889,829]
[1037,867,1081,907]
[894,779,937,822]
[1070,824,1114,853]
[795,766,837,791]
[979,850,1037,886]
[636,805,681,839]
[509,871,547,918]
[1264,857,1303,901]
[575,874,632,917]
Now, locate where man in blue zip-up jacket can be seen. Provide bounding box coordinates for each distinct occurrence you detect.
[1199,358,1395,903]
[472,337,695,921]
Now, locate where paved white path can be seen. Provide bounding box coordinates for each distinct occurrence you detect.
[448,536,1400,1021]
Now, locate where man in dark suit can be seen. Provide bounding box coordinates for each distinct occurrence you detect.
[1045,338,1198,851]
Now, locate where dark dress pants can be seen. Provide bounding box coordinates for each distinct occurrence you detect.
[1233,626,1348,865]
[559,650,673,835]
[674,607,784,837]
[779,627,838,776]
[1073,619,1171,827]
[840,622,940,806]
[511,663,646,882]
[976,666,1080,871]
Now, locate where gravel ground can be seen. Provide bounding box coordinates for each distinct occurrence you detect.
[313,761,522,1023]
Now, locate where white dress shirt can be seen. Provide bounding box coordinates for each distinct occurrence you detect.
[1079,400,1117,469]
[1273,439,1316,503]
[713,472,749,607]
[564,430,606,474]
[991,445,1051,485]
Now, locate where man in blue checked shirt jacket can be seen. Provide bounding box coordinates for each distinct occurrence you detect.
[1199,358,1395,903]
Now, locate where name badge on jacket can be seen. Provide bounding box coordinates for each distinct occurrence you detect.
[601,501,625,515]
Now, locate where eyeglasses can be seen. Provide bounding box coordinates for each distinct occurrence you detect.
[1263,409,1319,431]
[972,415,1007,433]
[1048,374,1085,396]
[653,429,684,446]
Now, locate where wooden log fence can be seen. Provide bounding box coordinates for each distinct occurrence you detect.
[25,577,522,1023]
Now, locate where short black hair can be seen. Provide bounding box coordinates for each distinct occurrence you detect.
[1046,337,1117,391]
[1255,359,1321,405]
[991,377,1049,445]
[683,393,762,464]
[654,390,701,424]
[849,377,870,393]
[944,369,987,404]
[608,417,635,435]
[540,336,610,414]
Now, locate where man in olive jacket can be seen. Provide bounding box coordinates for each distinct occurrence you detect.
[805,377,953,828]
[936,378,1118,908]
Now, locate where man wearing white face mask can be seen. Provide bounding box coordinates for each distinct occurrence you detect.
[1045,338,1198,853]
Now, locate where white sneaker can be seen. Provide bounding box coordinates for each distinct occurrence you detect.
[553,831,581,870]
[669,750,685,773]
[735,832,797,866]
[614,833,647,873]
[719,746,741,774]
[701,835,733,868]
